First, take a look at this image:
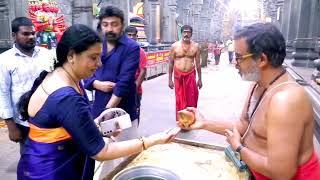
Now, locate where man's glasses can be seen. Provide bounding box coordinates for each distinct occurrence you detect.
[235,53,254,64]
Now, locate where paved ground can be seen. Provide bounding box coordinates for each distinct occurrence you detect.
[139,52,251,147]
[0,129,19,180]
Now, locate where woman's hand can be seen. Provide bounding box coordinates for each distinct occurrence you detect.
[94,108,127,140]
[144,127,180,148]
[107,122,122,141]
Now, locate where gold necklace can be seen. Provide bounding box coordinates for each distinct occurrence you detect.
[62,67,83,95]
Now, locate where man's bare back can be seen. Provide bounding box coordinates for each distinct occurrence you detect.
[171,40,199,72]
[241,73,314,167]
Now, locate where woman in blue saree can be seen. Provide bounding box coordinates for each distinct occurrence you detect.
[16,24,178,180]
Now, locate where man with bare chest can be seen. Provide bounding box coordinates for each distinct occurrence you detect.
[168,25,202,120]
[178,23,320,179]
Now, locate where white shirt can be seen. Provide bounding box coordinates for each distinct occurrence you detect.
[0,45,53,126]
[227,40,234,52]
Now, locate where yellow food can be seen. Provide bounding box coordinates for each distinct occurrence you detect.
[178,110,195,127]
[114,143,249,180]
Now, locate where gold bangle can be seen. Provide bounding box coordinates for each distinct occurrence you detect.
[139,137,146,150]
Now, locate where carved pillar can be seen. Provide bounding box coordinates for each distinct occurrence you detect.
[161,0,177,43]
[280,0,291,41]
[72,0,93,26]
[0,0,29,50]
[291,0,320,67]
[56,0,73,26]
[145,0,160,44]
[284,0,300,59]
[274,0,284,29]
[190,0,202,41]
[14,0,28,17]
[0,0,12,50]
[277,0,293,59]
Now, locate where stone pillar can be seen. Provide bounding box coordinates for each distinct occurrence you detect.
[199,17,210,42]
[14,0,28,17]
[145,0,161,44]
[72,0,93,26]
[176,0,192,26]
[183,7,191,26]
[160,0,177,43]
[280,0,291,41]
[0,0,29,50]
[285,0,300,59]
[291,0,320,67]
[57,0,73,26]
[278,0,291,58]
[274,0,284,28]
[0,0,12,50]
[191,0,202,42]
[143,0,150,41]
[199,0,208,42]
[211,1,224,41]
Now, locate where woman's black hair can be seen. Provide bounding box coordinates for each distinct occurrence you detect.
[18,24,101,120]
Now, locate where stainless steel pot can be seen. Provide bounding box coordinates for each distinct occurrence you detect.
[113,165,180,180]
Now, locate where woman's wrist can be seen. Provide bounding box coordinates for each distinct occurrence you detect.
[139,137,147,150]
[139,136,155,151]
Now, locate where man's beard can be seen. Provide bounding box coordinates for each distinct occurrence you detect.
[19,42,36,51]
[105,32,120,42]
[241,65,261,82]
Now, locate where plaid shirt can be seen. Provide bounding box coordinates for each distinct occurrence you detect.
[0,45,53,126]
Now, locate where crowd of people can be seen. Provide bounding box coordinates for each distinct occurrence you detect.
[0,5,320,180]
[199,38,235,66]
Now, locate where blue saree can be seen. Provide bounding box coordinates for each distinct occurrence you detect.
[17,87,105,180]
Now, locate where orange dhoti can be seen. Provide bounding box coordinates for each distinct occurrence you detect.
[174,67,199,120]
